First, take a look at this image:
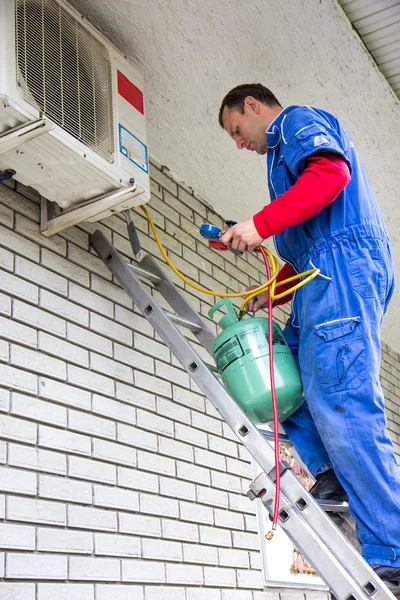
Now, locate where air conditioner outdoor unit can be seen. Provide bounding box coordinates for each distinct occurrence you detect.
[0,0,150,236]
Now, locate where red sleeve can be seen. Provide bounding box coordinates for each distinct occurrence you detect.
[253,153,351,240]
[272,262,297,307]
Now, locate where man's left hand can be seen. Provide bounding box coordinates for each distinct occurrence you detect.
[220,218,263,252]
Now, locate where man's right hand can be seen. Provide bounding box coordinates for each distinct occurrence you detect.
[245,285,269,312]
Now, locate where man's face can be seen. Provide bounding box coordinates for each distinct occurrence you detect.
[222,100,268,155]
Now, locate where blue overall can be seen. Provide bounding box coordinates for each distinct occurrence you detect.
[265,105,400,566]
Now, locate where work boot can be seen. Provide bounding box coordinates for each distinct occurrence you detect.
[366,566,400,599]
[309,468,348,502]
[373,565,400,592]
[330,566,400,600]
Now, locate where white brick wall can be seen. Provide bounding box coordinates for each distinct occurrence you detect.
[6,553,68,579]
[0,523,36,550]
[37,528,93,554]
[3,163,400,600]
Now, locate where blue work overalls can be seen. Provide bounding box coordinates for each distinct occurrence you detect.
[266,105,400,567]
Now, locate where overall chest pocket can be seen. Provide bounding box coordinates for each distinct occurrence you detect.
[314,316,366,394]
[295,123,329,150]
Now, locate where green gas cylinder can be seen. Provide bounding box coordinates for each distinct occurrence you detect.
[209,298,304,425]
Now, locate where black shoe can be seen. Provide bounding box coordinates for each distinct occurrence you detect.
[373,565,400,585]
[309,468,348,502]
[330,567,400,600]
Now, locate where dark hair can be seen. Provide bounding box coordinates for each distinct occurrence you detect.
[218,83,281,127]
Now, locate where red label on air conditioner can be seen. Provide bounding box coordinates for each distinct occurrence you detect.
[117,70,144,115]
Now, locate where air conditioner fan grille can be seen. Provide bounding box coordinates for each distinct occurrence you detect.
[15,0,114,162]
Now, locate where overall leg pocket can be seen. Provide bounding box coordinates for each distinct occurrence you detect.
[346,248,386,302]
[314,316,366,393]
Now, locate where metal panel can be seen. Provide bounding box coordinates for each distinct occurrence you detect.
[338,0,400,99]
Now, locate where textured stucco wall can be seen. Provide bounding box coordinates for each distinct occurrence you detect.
[66,0,400,350]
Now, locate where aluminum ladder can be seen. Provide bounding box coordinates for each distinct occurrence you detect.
[91,229,397,600]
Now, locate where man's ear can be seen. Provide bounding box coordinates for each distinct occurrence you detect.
[244,96,260,114]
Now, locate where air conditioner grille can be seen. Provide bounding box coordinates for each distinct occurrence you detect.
[15,0,114,162]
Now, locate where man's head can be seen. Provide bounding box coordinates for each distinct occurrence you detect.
[219,83,282,155]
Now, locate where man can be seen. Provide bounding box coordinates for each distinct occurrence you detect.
[219,83,400,589]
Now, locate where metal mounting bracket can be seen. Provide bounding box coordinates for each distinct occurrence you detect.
[40,184,140,237]
[0,118,53,154]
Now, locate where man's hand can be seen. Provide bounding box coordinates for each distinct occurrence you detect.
[245,285,269,313]
[220,218,263,252]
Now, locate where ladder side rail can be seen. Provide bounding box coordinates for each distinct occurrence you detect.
[91,231,396,600]
[251,471,392,600]
[254,472,370,600]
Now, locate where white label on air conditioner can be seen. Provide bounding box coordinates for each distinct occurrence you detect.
[119,124,148,173]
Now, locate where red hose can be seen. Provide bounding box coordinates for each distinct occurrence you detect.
[258,246,280,527]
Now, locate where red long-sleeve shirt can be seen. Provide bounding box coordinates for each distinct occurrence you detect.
[255,152,351,305]
[253,152,351,240]
[272,262,298,307]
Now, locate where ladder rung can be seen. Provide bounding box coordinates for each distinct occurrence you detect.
[128,262,162,284]
[128,263,210,336]
[204,362,219,374]
[318,500,349,513]
[259,429,291,445]
[165,311,204,334]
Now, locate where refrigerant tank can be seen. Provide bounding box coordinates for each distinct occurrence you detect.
[209,298,304,425]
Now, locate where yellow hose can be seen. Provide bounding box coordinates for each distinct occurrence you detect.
[140,206,319,313]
